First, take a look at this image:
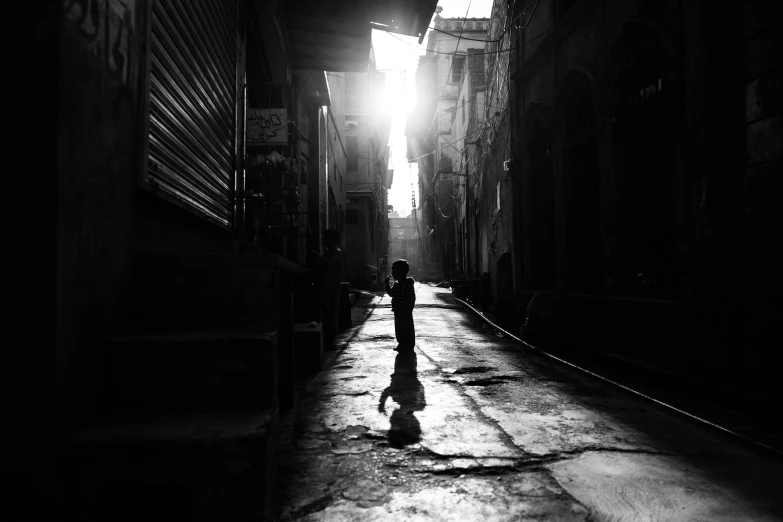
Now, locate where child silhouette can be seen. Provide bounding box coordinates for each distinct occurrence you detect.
[385,259,416,352]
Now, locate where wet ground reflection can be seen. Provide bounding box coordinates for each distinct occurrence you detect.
[378,352,426,448]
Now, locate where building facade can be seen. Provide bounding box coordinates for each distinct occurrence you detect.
[11,0,437,516]
[411,0,782,397]
[388,213,421,275]
[407,8,490,280]
[344,49,393,290]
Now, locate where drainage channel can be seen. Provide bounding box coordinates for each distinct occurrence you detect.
[452,296,783,459]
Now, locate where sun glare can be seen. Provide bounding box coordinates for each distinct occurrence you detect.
[373,78,416,117]
[370,28,426,215]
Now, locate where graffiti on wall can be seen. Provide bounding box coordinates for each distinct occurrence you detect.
[64,0,135,84]
[247,109,289,144]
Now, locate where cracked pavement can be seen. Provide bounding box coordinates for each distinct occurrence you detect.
[273,284,783,521]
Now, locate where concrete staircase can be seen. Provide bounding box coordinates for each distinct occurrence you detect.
[63,254,304,521]
[416,261,443,282]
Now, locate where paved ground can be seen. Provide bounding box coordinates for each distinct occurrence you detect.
[273,284,783,521]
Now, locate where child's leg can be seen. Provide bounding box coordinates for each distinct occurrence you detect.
[394,312,404,347]
[398,311,415,349]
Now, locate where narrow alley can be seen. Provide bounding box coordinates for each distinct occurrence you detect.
[273,284,783,521]
[12,1,783,520]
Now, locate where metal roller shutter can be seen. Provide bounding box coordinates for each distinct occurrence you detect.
[147,0,237,228]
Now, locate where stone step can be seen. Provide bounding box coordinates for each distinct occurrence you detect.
[105,329,279,415]
[64,410,279,521]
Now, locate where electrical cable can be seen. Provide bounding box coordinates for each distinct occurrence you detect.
[418,1,538,45]
[427,24,495,42]
[440,0,473,98]
[406,120,490,163]
[418,0,477,143]
[424,1,490,223]
[404,0,541,255]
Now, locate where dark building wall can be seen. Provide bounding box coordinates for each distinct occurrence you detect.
[344,196,376,289]
[741,0,783,385]
[510,0,695,303]
[476,0,515,320]
[56,0,236,427]
[500,0,780,385]
[13,2,239,507]
[55,0,144,429]
[8,1,63,513]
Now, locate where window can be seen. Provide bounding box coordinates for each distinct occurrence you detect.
[346,208,359,224]
[346,136,359,171]
[451,56,466,83]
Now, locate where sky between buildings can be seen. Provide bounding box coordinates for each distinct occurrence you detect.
[370,0,493,218]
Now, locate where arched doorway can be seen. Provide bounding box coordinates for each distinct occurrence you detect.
[611,49,672,292]
[562,89,603,292]
[528,124,556,289]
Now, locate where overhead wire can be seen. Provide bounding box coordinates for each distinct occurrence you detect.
[389,1,541,234]
[423,109,504,220]
[440,0,473,97]
[385,31,524,57]
[425,0,477,220]
[407,114,499,164]
[419,0,476,143]
[426,24,495,43]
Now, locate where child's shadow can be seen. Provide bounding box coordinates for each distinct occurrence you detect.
[378,352,426,448]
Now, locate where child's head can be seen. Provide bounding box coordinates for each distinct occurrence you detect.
[324,229,339,249]
[391,259,410,280]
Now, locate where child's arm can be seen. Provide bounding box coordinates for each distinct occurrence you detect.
[406,280,416,310]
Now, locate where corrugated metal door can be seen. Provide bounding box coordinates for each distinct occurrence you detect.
[147,0,237,228]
